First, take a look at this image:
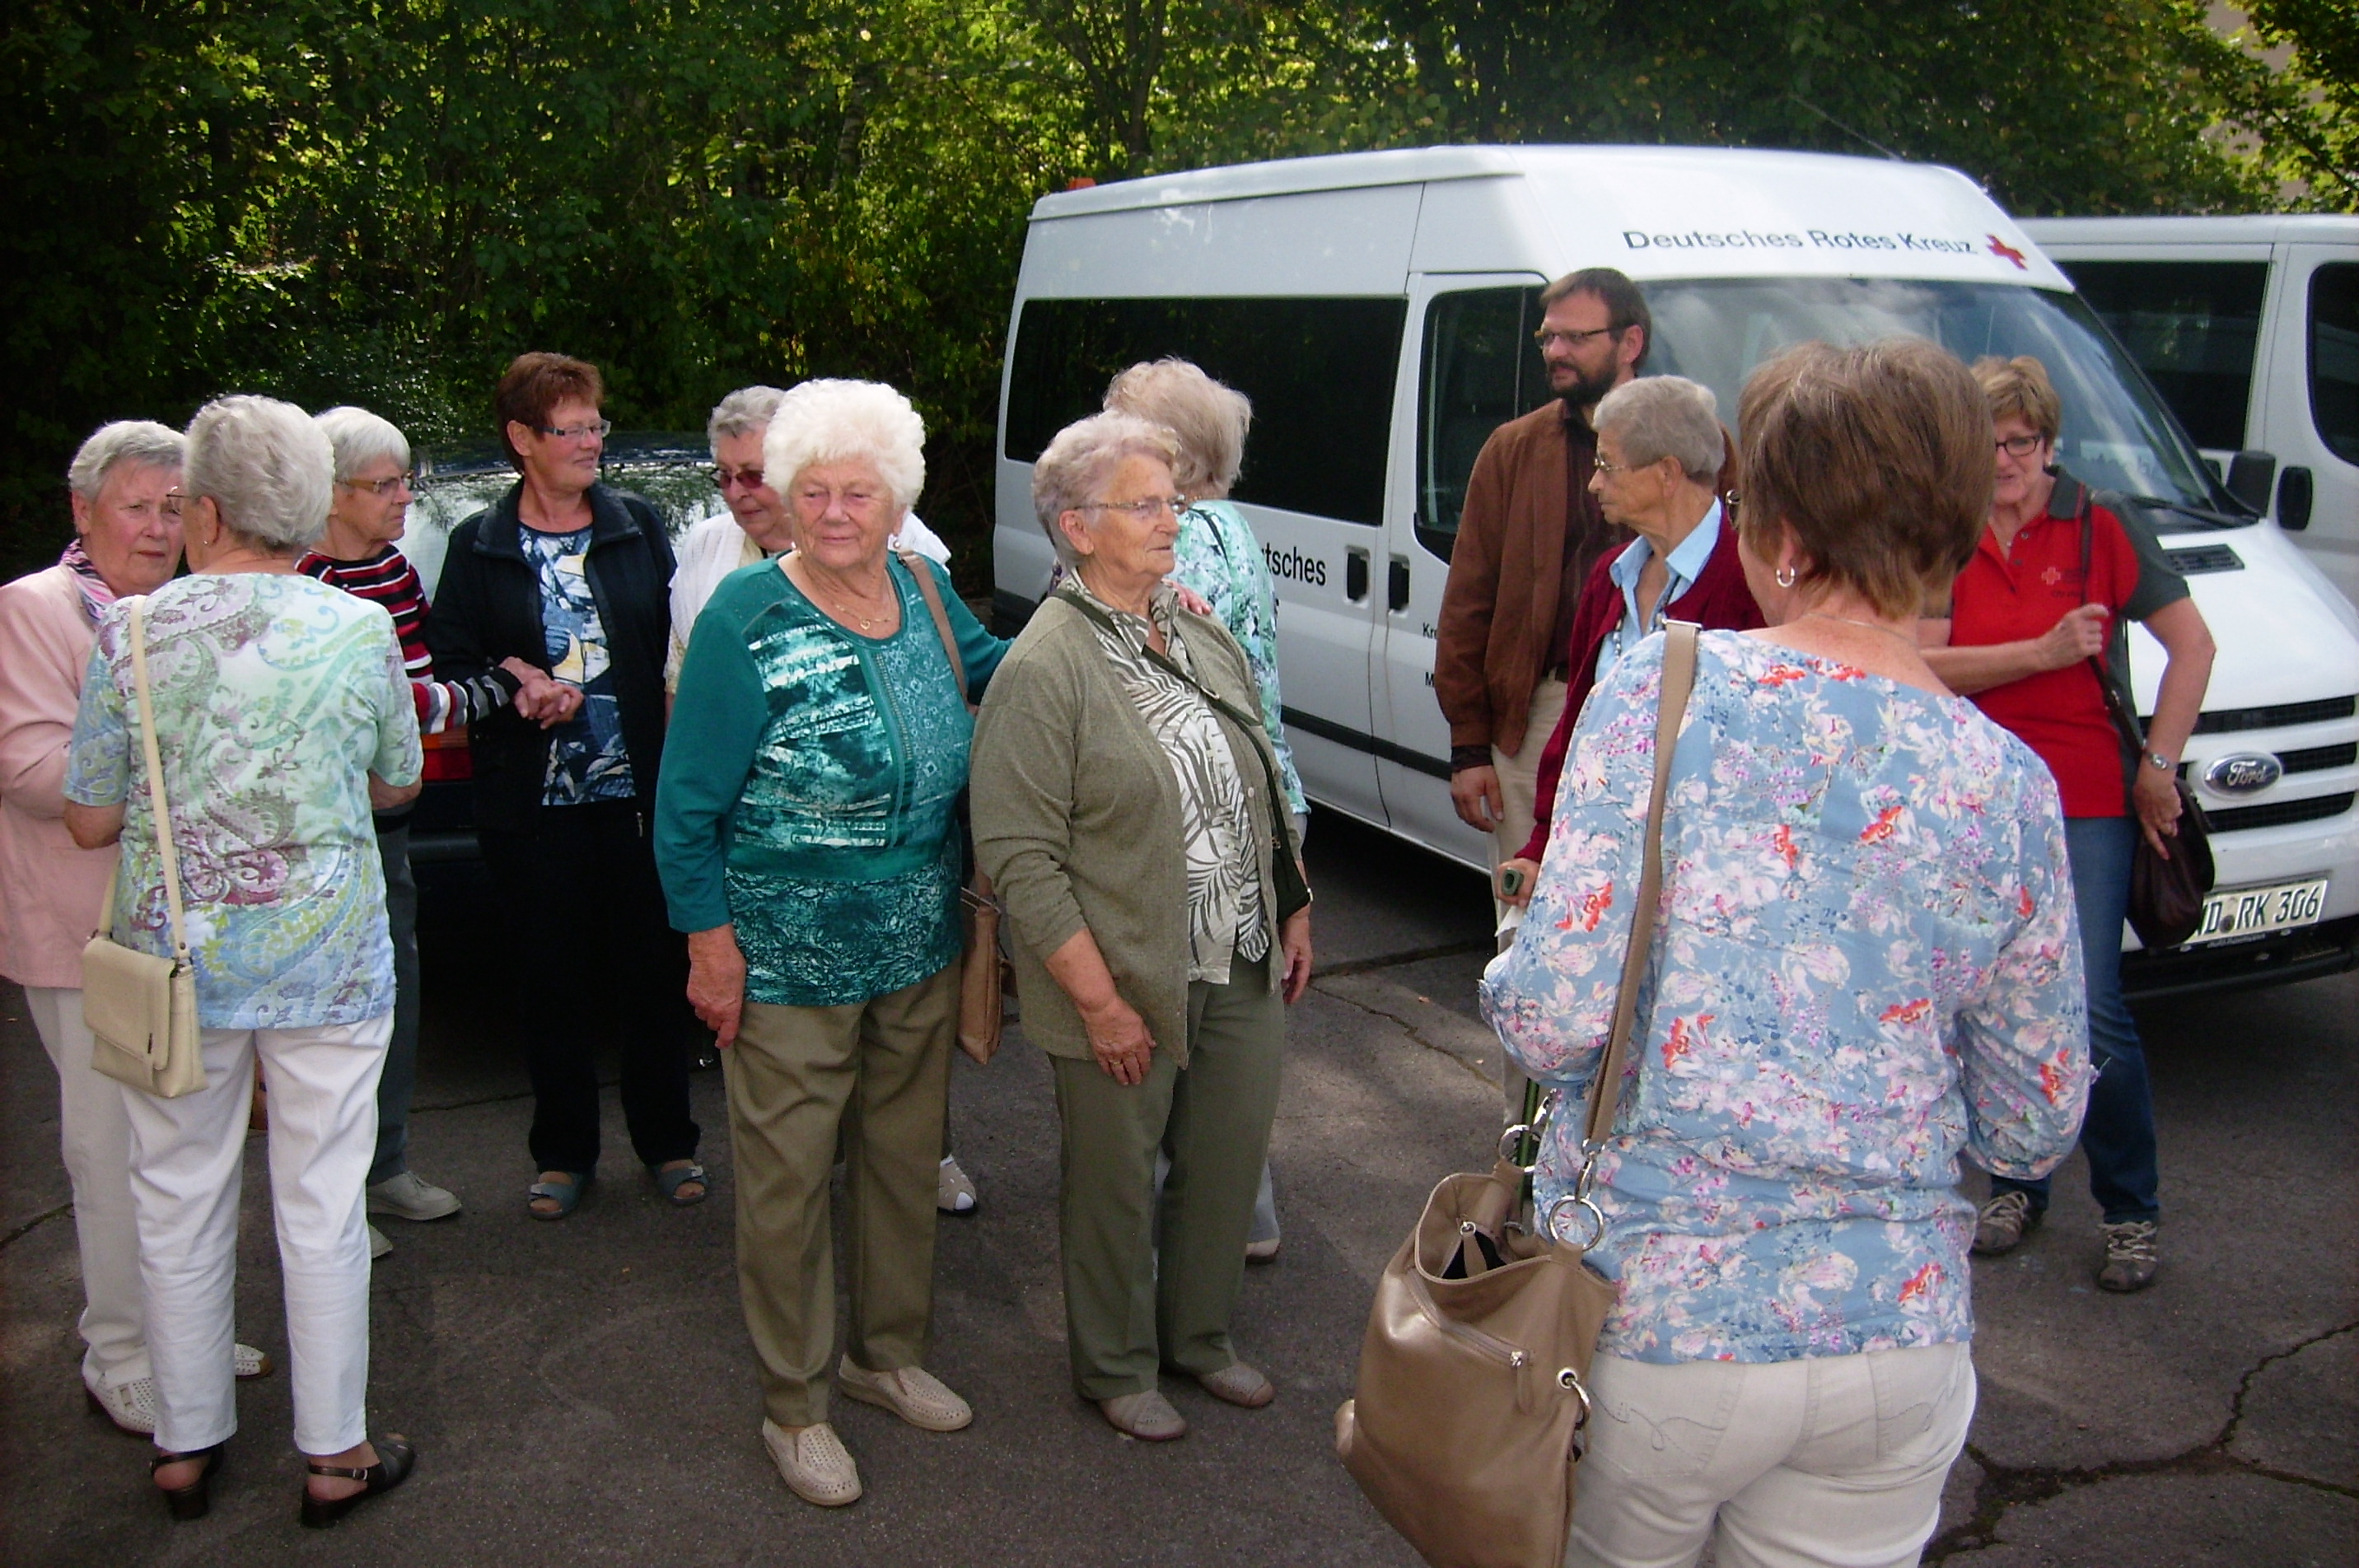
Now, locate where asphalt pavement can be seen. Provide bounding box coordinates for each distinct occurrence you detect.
[1,812,2352,1566]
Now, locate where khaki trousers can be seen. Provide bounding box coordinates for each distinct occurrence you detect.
[727,963,956,1428]
[1051,953,1284,1402]
[1492,675,1567,1118]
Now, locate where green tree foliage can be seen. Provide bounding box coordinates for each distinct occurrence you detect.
[2193,0,2358,208]
[0,0,2330,581]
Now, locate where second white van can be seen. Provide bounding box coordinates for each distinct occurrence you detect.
[993,146,2359,999]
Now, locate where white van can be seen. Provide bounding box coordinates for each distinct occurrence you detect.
[2019,215,2359,607]
[993,146,2359,996]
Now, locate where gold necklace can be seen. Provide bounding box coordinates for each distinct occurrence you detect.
[801,564,894,631]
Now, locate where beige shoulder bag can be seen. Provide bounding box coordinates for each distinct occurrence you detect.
[83,596,206,1098]
[1336,621,1699,1568]
[899,553,1011,1066]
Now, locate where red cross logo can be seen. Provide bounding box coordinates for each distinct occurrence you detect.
[2041,565,2062,586]
[1988,234,2028,269]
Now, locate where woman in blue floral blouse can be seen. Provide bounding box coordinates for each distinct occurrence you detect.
[655,380,1005,1511]
[1480,339,2091,1568]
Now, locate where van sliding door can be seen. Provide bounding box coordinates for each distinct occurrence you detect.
[1371,274,1550,870]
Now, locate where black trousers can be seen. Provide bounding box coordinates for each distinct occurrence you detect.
[479,799,698,1175]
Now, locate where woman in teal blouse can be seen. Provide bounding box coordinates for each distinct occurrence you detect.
[654,380,1004,1512]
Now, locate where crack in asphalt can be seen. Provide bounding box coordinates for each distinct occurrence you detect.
[0,1202,70,1255]
[1313,937,1493,980]
[1310,973,1498,1090]
[1925,1317,2359,1559]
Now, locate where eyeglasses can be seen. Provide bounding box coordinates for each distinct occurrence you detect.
[1591,455,1631,477]
[1535,325,1619,351]
[159,491,185,517]
[1082,495,1189,520]
[538,419,612,441]
[710,465,767,492]
[1994,432,2044,458]
[339,471,414,497]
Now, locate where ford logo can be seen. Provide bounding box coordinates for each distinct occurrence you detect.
[2204,753,2282,796]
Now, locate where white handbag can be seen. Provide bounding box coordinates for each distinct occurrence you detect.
[82,595,205,1098]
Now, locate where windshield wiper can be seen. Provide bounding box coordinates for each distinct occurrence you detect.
[2124,495,2254,531]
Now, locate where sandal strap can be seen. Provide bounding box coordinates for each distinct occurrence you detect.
[307,1461,371,1480]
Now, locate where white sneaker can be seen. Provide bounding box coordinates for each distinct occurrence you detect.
[233,1342,273,1379]
[369,1170,462,1221]
[937,1154,978,1215]
[838,1359,974,1431]
[761,1419,862,1507]
[85,1374,159,1435]
[369,1224,394,1260]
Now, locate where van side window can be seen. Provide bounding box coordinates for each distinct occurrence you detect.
[2058,260,2268,451]
[1416,287,1550,561]
[1002,296,1406,525]
[2312,264,2359,466]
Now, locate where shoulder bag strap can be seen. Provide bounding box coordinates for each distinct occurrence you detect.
[899,550,969,708]
[125,598,190,964]
[1581,620,1698,1152]
[2076,486,2150,758]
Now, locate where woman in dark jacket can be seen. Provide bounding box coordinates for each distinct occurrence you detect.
[424,351,703,1220]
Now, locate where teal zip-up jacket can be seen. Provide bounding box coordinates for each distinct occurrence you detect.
[655,554,1006,1006]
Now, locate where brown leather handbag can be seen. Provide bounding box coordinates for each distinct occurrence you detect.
[1335,622,1698,1568]
[901,553,1011,1064]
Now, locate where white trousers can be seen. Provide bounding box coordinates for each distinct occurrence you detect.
[1566,1342,1976,1568]
[119,1014,390,1455]
[25,986,149,1388]
[1492,675,1567,1117]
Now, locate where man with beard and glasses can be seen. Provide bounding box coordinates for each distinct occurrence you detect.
[1434,268,1650,931]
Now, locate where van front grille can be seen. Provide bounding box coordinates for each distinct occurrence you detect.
[2184,697,2359,735]
[2204,793,2354,833]
[2279,742,2359,775]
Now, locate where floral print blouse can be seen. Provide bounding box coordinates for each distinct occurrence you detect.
[1172,501,1306,818]
[1480,631,2091,1365]
[65,574,421,1029]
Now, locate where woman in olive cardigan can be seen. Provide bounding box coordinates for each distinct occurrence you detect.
[970,413,1313,1444]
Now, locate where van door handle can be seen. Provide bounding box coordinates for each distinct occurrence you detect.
[1388,556,1410,613]
[1346,548,1371,603]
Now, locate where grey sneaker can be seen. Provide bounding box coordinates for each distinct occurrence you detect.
[937,1155,979,1216]
[368,1224,394,1261]
[1972,1190,2041,1256]
[369,1170,462,1221]
[2098,1219,2160,1292]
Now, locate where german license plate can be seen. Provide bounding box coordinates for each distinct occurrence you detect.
[2186,877,2329,945]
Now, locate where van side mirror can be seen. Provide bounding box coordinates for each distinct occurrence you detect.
[2278,466,2314,532]
[2226,451,2277,514]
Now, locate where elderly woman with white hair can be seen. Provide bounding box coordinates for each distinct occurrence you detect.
[1496,373,1758,896]
[299,406,573,1254]
[656,378,1004,1510]
[63,395,423,1526]
[970,413,1313,1444]
[0,421,278,1435]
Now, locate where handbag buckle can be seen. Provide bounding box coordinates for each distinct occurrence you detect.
[1544,1192,1607,1251]
[1498,1097,1554,1170]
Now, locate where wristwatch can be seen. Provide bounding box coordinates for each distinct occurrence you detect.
[2146,750,2174,772]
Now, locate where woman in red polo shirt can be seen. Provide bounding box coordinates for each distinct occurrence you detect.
[1921,355,2214,1295]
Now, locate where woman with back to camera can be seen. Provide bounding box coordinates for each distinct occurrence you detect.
[971,412,1312,1444]
[63,395,423,1526]
[1482,339,2090,1568]
[1922,354,2214,1294]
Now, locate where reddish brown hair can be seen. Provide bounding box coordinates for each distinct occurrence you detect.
[493,352,604,470]
[1737,338,1992,618]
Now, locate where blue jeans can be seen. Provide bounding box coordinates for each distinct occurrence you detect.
[1993,815,2160,1224]
[369,820,421,1186]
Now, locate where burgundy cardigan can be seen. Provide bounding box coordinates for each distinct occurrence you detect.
[1515,521,1763,863]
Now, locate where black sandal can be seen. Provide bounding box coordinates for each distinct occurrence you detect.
[298,1433,415,1529]
[152,1444,224,1522]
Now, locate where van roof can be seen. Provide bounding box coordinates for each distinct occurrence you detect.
[2020,214,2359,246]
[1026,145,2069,291]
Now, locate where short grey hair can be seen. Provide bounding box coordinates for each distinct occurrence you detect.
[763,380,925,512]
[1030,413,1180,570]
[1594,376,1724,484]
[68,421,183,501]
[314,405,411,482]
[184,395,335,554]
[708,385,787,451]
[1102,359,1252,497]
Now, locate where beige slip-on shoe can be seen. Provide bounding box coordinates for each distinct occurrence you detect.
[838,1360,974,1431]
[1098,1389,1188,1440]
[1197,1360,1275,1408]
[761,1419,862,1507]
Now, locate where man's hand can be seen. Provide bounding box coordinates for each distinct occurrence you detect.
[2034,604,2109,670]
[686,925,748,1048]
[1450,763,1504,833]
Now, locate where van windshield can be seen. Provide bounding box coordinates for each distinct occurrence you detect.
[1646,278,2239,525]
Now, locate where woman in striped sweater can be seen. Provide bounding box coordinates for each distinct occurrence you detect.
[298,407,578,1252]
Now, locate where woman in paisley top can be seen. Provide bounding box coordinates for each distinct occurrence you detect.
[1480,340,2091,1568]
[970,413,1313,1445]
[63,396,423,1524]
[656,380,1003,1510]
